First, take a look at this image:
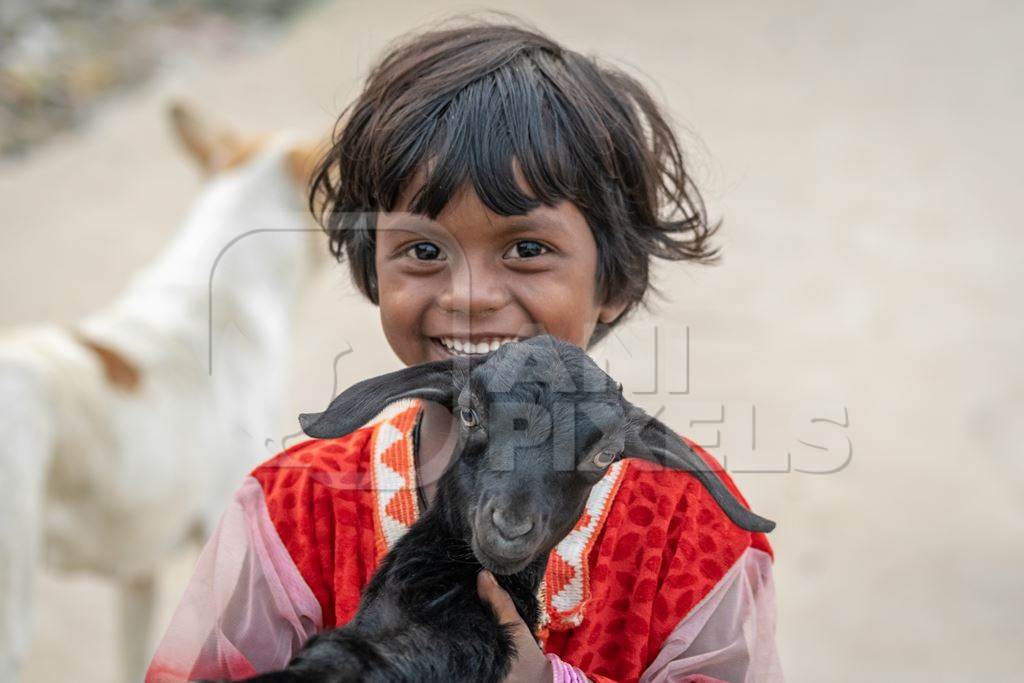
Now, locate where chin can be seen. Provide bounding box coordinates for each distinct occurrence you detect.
[470,537,534,576]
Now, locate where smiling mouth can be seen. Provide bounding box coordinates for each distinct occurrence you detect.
[429,336,526,357]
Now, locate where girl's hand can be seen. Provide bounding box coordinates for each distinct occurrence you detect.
[477,570,553,683]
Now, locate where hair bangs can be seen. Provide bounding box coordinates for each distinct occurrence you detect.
[399,57,579,220]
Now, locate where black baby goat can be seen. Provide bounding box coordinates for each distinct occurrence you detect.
[212,335,774,683]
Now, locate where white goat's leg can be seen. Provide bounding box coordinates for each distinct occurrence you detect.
[0,361,54,682]
[119,573,156,683]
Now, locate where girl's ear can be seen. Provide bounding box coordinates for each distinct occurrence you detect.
[622,400,776,533]
[299,358,469,438]
[597,295,630,325]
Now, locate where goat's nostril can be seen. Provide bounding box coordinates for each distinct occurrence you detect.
[491,508,534,540]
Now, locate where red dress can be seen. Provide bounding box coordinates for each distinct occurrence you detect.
[146,399,781,682]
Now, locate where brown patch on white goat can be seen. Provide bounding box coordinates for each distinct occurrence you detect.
[72,333,141,392]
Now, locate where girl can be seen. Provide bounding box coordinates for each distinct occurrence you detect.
[147,18,781,683]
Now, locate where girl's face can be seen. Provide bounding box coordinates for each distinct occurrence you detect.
[375,169,628,366]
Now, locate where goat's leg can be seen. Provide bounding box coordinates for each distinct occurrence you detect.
[194,631,369,683]
[231,629,381,683]
[214,625,460,683]
[242,624,509,683]
[120,573,156,683]
[0,361,55,681]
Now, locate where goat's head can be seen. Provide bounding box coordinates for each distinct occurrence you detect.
[300,335,775,575]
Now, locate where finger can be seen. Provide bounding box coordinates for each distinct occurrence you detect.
[477,570,523,625]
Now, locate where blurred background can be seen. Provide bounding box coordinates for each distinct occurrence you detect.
[1,1,1022,681]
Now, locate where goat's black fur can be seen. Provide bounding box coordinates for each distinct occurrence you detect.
[221,494,543,682]
[207,335,775,682]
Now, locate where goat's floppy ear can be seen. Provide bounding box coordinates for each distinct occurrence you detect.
[622,401,776,533]
[299,358,466,438]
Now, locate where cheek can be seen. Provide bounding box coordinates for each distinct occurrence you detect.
[560,491,590,528]
[376,266,434,364]
[512,263,602,347]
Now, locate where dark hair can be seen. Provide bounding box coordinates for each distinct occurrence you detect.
[310,15,719,348]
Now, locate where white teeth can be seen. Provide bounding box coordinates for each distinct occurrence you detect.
[438,337,523,355]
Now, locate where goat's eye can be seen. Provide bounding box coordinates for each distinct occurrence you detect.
[593,450,618,468]
[459,408,479,428]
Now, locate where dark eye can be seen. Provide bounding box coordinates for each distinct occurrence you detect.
[592,450,618,468]
[405,242,444,261]
[459,407,479,428]
[503,240,550,259]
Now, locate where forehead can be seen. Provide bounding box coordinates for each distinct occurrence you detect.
[470,346,622,427]
[483,396,625,452]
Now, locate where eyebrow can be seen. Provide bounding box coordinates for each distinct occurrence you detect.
[379,215,446,239]
[500,213,565,235]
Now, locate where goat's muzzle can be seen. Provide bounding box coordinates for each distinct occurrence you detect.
[472,501,544,575]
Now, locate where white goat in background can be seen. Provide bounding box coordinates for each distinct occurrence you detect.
[0,104,325,682]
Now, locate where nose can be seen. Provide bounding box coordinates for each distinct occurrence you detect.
[437,256,511,317]
[491,507,534,540]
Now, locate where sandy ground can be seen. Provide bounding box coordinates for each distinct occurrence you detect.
[2,1,1022,681]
